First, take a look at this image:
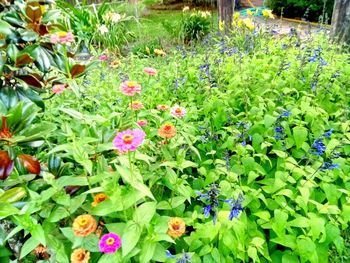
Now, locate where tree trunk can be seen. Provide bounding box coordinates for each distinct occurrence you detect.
[331,0,350,44]
[218,0,235,32]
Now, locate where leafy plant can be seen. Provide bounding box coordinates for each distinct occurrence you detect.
[0,0,90,109]
[57,0,136,53]
[163,8,211,43]
[267,0,334,23]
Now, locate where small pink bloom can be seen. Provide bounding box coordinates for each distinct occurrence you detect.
[99,54,108,61]
[157,104,169,111]
[50,32,74,44]
[99,232,121,254]
[143,67,157,76]
[113,129,145,152]
[170,106,186,118]
[137,119,148,126]
[52,84,66,94]
[50,34,59,44]
[120,81,141,96]
[129,101,144,110]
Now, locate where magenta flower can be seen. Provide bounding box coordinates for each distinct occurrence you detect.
[99,233,122,254]
[120,81,141,96]
[137,119,148,127]
[99,54,108,61]
[113,129,145,152]
[143,67,157,76]
[170,106,186,118]
[52,84,66,94]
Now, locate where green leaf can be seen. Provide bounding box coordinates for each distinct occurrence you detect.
[56,176,89,188]
[134,202,156,226]
[297,237,318,263]
[139,241,156,263]
[48,207,70,223]
[31,224,46,246]
[0,202,19,219]
[0,187,26,203]
[293,127,308,149]
[288,217,309,228]
[0,20,12,35]
[98,253,121,263]
[20,237,40,259]
[122,222,142,257]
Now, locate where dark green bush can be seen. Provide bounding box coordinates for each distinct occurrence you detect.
[267,0,334,23]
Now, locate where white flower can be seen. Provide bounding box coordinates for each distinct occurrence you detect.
[111,13,121,23]
[98,24,109,34]
[182,6,190,12]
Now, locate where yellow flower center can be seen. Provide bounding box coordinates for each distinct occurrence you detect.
[127,81,136,88]
[122,134,133,144]
[106,237,115,245]
[78,218,88,226]
[175,108,181,113]
[58,31,67,37]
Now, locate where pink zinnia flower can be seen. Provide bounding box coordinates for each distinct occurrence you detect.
[170,106,186,118]
[99,232,121,254]
[120,81,141,96]
[52,84,66,94]
[50,32,74,44]
[113,129,145,152]
[157,104,169,111]
[137,119,148,127]
[99,54,108,61]
[129,101,144,110]
[143,67,157,76]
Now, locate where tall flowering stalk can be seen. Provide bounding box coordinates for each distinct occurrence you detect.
[196,184,221,224]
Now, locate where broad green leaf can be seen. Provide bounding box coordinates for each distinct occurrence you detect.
[20,237,40,259]
[134,202,156,225]
[293,127,308,149]
[0,203,19,219]
[139,241,156,263]
[122,222,142,257]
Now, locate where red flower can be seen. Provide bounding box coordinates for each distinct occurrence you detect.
[18,154,41,175]
[0,150,14,180]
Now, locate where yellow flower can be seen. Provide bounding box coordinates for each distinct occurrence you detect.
[219,20,225,32]
[72,215,97,237]
[233,12,240,20]
[145,46,150,55]
[110,59,121,68]
[247,9,254,16]
[262,9,275,19]
[167,217,186,238]
[71,248,90,263]
[243,18,254,31]
[154,48,166,56]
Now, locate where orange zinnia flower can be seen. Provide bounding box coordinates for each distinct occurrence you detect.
[167,217,186,238]
[72,215,97,237]
[158,123,176,139]
[92,193,108,207]
[70,248,90,263]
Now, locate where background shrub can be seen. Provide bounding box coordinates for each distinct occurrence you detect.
[267,0,334,23]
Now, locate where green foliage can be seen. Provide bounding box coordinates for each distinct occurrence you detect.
[57,0,136,53]
[0,0,90,108]
[267,0,334,23]
[1,7,350,263]
[162,8,211,43]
